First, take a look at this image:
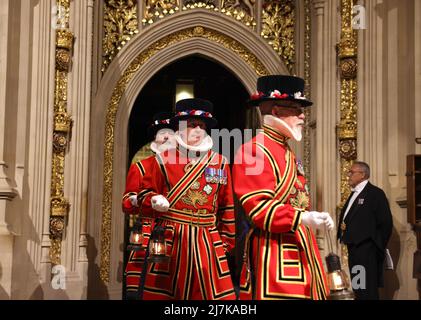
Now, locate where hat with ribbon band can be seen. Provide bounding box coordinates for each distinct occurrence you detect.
[248,75,313,107]
[171,98,218,129]
[147,111,175,139]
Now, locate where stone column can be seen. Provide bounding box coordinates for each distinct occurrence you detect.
[57,0,94,299]
[357,0,386,186]
[312,0,340,255]
[0,0,18,298]
[19,0,55,299]
[359,0,419,300]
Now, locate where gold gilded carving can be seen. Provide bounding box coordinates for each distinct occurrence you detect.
[303,0,311,183]
[54,112,72,132]
[56,49,71,72]
[51,196,69,217]
[339,139,357,160]
[143,0,180,25]
[50,0,73,266]
[193,26,205,36]
[201,28,267,75]
[55,0,70,29]
[54,71,68,111]
[50,238,63,266]
[100,26,268,282]
[183,0,216,11]
[337,0,357,208]
[337,29,357,58]
[56,29,74,50]
[103,0,139,73]
[53,132,68,152]
[261,0,295,74]
[50,217,65,236]
[220,0,256,28]
[340,57,357,79]
[51,151,65,196]
[337,119,357,140]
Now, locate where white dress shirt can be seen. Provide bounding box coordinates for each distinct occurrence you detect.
[343,179,369,220]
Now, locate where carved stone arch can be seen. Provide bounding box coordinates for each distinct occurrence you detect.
[88,10,289,297]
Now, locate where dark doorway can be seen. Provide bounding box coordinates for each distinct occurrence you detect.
[123,55,250,299]
[127,55,250,164]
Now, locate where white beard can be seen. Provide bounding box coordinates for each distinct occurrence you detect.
[263,115,303,141]
[150,139,176,154]
[174,131,213,153]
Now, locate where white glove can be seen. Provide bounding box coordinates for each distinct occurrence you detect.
[323,212,335,231]
[301,211,334,231]
[129,195,138,207]
[151,195,169,212]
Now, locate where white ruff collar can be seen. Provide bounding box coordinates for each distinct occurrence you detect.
[263,115,302,141]
[174,132,213,153]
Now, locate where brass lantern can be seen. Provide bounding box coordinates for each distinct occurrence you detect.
[148,225,170,264]
[325,252,354,300]
[324,227,354,300]
[127,216,143,252]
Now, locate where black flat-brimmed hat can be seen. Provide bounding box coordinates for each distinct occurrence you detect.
[147,111,175,139]
[171,98,218,129]
[248,75,313,107]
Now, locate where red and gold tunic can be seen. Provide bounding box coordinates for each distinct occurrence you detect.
[232,124,329,300]
[122,156,156,295]
[137,148,236,300]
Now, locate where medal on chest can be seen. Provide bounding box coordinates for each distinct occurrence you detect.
[191,181,200,190]
[203,184,213,195]
[205,168,227,185]
[296,158,305,176]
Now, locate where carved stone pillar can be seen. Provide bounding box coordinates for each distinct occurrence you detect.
[0,1,19,212]
[336,0,358,272]
[311,0,340,255]
[50,0,73,266]
[337,0,358,207]
[0,0,18,298]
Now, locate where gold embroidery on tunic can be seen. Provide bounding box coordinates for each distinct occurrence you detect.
[289,191,309,209]
[181,189,208,208]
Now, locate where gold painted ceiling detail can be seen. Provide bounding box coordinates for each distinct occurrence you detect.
[50,0,73,267]
[103,1,296,74]
[102,0,139,72]
[142,0,180,25]
[220,0,256,28]
[261,0,295,74]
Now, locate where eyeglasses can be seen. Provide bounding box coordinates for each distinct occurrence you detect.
[274,105,305,115]
[186,120,206,129]
[347,170,363,176]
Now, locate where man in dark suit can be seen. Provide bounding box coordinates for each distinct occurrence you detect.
[337,161,393,300]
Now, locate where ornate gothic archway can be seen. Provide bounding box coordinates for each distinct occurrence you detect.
[88,10,290,297]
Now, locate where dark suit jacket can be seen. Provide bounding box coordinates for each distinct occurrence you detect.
[337,182,393,252]
[337,182,393,290]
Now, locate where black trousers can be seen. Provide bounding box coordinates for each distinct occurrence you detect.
[347,240,382,300]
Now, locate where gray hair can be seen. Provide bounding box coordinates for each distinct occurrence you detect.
[354,161,370,179]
